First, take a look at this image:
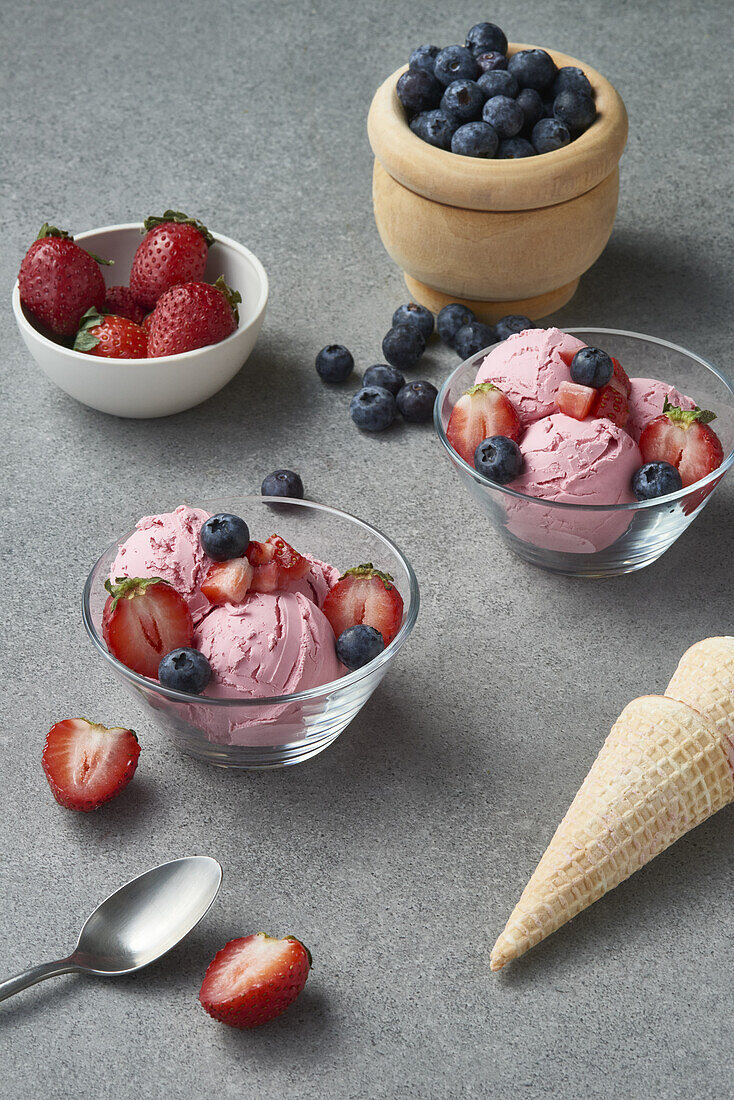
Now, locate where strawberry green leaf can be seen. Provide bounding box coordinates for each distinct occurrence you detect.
[663,398,717,426]
[341,564,395,589]
[212,275,242,324]
[36,223,73,240]
[465,382,498,397]
[104,576,170,611]
[142,210,214,248]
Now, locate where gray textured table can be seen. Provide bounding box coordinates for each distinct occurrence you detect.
[2,1,733,1096]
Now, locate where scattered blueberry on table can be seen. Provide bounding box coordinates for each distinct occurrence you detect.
[396,380,439,422]
[350,386,398,431]
[363,363,406,395]
[315,344,355,383]
[261,469,305,499]
[454,321,497,359]
[392,302,434,341]
[382,324,426,370]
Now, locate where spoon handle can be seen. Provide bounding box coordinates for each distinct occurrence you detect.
[0,958,79,1003]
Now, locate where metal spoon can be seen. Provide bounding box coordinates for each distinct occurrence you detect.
[0,856,222,1003]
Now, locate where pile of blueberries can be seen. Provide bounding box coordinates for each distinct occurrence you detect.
[316,301,533,432]
[397,21,597,159]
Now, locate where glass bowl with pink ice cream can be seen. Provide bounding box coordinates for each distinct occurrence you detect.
[83,498,419,767]
[436,328,734,577]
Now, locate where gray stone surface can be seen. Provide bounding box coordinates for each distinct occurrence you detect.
[1,0,733,1096]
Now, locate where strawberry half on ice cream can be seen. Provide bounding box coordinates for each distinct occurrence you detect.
[102,576,194,678]
[446,382,521,466]
[42,719,140,811]
[246,535,311,593]
[199,933,312,1028]
[639,400,724,488]
[323,565,404,646]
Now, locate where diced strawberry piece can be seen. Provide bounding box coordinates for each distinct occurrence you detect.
[639,400,724,488]
[322,564,404,647]
[199,933,311,1029]
[201,558,254,605]
[610,356,631,396]
[42,719,140,812]
[102,577,193,679]
[556,381,596,420]
[245,535,310,593]
[593,383,629,428]
[446,382,521,466]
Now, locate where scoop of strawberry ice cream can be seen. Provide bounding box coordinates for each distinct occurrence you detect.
[111,505,212,622]
[474,327,587,428]
[282,554,340,607]
[626,378,696,442]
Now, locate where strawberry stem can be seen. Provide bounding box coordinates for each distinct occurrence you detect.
[465,382,498,396]
[341,564,395,589]
[213,275,242,324]
[35,224,112,264]
[104,576,169,611]
[142,210,214,248]
[663,398,717,426]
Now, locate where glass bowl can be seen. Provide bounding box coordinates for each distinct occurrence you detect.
[82,498,419,768]
[435,329,734,577]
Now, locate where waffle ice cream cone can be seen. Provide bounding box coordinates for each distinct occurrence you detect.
[490,638,734,972]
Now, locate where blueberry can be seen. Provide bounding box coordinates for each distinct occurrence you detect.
[350,386,397,432]
[392,302,434,342]
[516,87,544,129]
[475,51,508,74]
[477,69,518,99]
[159,647,212,695]
[553,90,596,133]
[465,22,508,57]
[409,109,459,150]
[531,117,571,154]
[261,469,304,499]
[632,462,683,501]
[200,513,250,560]
[495,314,533,340]
[570,346,613,388]
[451,120,499,158]
[474,436,523,483]
[409,44,440,76]
[396,380,438,422]
[363,363,405,396]
[552,66,593,100]
[507,49,557,92]
[397,68,442,114]
[336,624,385,671]
[497,137,536,158]
[315,344,354,383]
[454,321,497,359]
[441,79,485,122]
[434,45,479,86]
[482,95,523,138]
[437,302,476,347]
[382,323,425,369]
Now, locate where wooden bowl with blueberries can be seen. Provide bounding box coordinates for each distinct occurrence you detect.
[367,23,628,322]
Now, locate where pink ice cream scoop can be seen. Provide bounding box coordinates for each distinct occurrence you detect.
[505,413,642,553]
[111,505,213,622]
[626,377,696,442]
[474,328,587,428]
[282,554,340,607]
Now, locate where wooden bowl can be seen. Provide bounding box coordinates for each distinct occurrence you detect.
[367,44,628,321]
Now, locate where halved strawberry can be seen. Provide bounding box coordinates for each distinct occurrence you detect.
[42,719,140,812]
[102,577,193,678]
[446,382,521,466]
[245,535,310,593]
[639,400,724,488]
[201,557,254,605]
[611,356,631,396]
[556,381,596,420]
[593,383,629,428]
[199,933,311,1029]
[322,564,404,647]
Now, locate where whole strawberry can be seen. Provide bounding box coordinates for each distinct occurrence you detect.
[74,308,148,359]
[129,210,213,310]
[147,277,241,357]
[103,285,146,325]
[18,223,109,338]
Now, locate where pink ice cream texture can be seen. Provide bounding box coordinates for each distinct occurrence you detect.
[626,377,695,442]
[474,327,587,428]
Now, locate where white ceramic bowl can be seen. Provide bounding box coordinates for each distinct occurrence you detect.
[11,222,269,418]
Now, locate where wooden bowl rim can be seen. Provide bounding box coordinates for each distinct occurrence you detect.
[367,44,628,212]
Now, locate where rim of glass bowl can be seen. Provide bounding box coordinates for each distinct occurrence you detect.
[82,496,420,706]
[434,327,734,511]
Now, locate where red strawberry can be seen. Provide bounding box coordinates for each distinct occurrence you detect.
[74,308,148,359]
[102,577,193,679]
[146,277,241,357]
[103,285,146,325]
[129,210,213,310]
[639,400,724,488]
[18,223,109,337]
[245,535,310,593]
[199,933,311,1029]
[446,382,521,466]
[322,564,404,646]
[141,312,153,332]
[201,557,254,605]
[610,356,631,396]
[556,380,596,420]
[593,383,629,428]
[42,719,140,812]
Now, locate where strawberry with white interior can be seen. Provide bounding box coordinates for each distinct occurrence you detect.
[323,564,404,647]
[42,719,140,811]
[102,577,194,678]
[446,382,521,466]
[639,400,724,488]
[199,933,312,1028]
[246,535,311,593]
